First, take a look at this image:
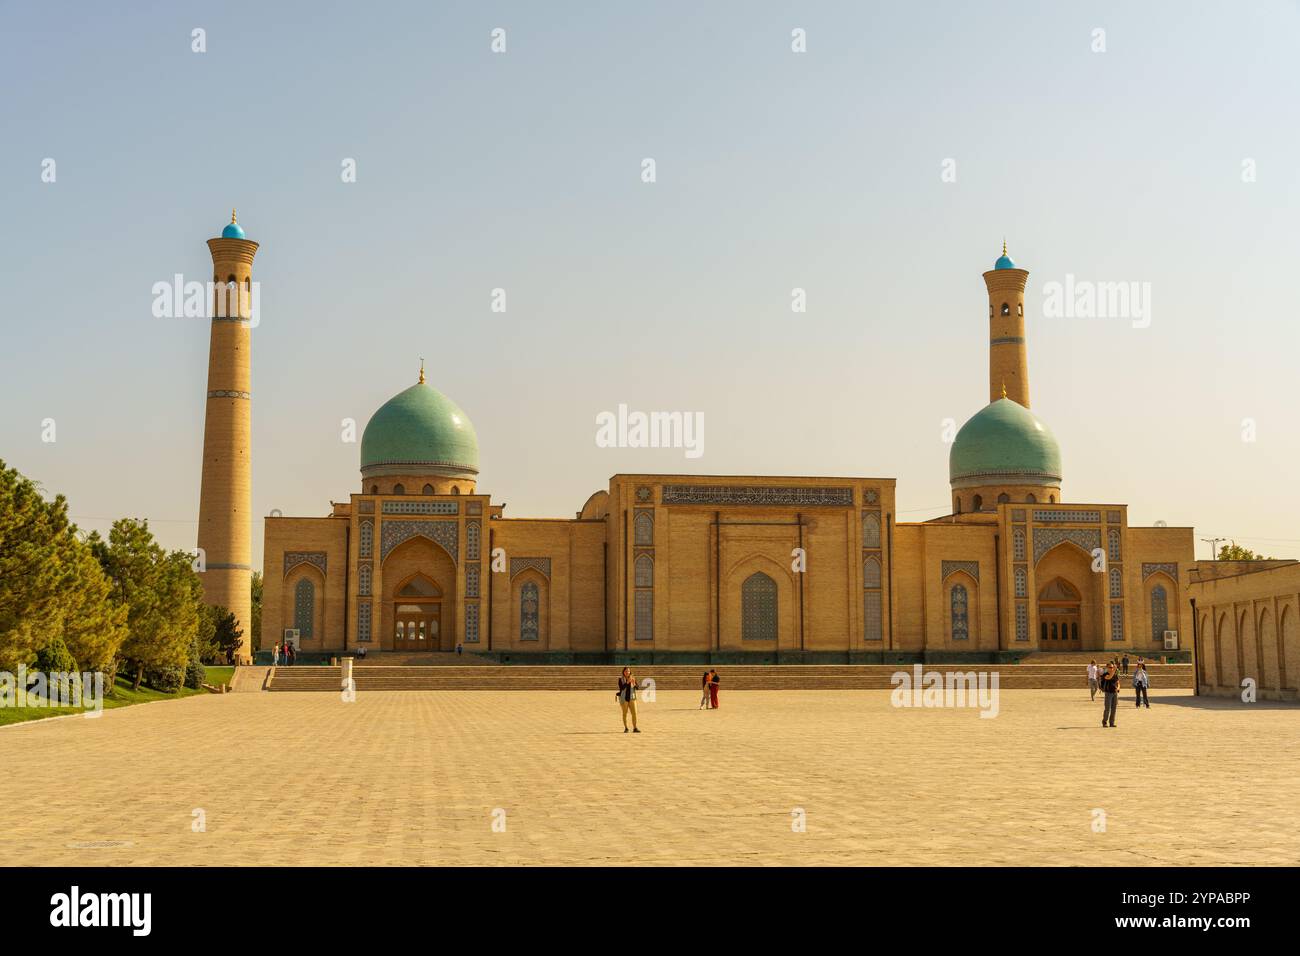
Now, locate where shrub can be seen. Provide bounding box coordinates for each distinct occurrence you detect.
[33,635,79,676]
[143,664,184,693]
[184,658,206,690]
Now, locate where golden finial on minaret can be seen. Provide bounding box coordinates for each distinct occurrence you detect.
[418,358,425,384]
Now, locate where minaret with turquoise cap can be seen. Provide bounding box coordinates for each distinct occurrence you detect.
[984,240,1031,407]
[196,210,259,663]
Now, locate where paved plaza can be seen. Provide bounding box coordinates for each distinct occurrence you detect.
[3,689,1297,866]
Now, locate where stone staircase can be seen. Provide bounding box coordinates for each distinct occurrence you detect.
[353,651,498,667]
[265,662,1194,692]
[1018,651,1183,664]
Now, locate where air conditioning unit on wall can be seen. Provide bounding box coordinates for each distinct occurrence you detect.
[283,628,300,647]
[1163,630,1179,650]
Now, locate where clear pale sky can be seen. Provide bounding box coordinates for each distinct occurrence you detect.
[3,1,1298,572]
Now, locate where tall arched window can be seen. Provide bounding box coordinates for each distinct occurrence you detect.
[393,483,405,495]
[1150,585,1168,644]
[358,563,371,596]
[294,578,315,639]
[1013,528,1025,561]
[359,519,373,558]
[422,483,434,495]
[741,572,778,641]
[863,558,882,641]
[520,582,539,641]
[950,584,970,641]
[973,494,983,511]
[466,521,481,561]
[1108,529,1121,562]
[635,554,654,587]
[862,512,881,548]
[997,493,1009,504]
[863,557,881,588]
[634,512,653,546]
[1109,567,1122,598]
[1014,567,1027,598]
[1111,604,1125,641]
[1026,493,1037,503]
[1000,302,1010,316]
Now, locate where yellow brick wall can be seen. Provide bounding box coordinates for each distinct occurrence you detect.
[487,518,605,651]
[1187,562,1300,700]
[263,516,348,652]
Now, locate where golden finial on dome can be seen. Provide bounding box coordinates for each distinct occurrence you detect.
[1001,381,1007,399]
[1002,237,1007,256]
[232,208,237,224]
[418,358,425,384]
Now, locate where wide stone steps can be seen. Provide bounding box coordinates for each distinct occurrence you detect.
[265,663,1193,692]
[353,652,498,667]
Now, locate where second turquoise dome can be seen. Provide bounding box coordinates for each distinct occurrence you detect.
[360,381,479,477]
[949,398,1061,486]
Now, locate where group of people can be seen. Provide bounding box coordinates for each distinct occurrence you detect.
[271,642,298,666]
[614,666,723,732]
[1087,654,1151,727]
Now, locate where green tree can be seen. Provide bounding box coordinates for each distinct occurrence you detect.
[0,461,90,671]
[196,604,243,664]
[1217,543,1273,561]
[61,541,128,675]
[211,607,244,663]
[92,520,197,690]
[250,570,263,652]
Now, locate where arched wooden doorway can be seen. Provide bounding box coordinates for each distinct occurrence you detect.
[1038,578,1082,650]
[393,575,442,651]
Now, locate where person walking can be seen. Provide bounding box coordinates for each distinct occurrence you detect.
[456,643,463,656]
[699,670,712,710]
[272,642,281,666]
[708,670,720,709]
[616,667,640,733]
[1099,662,1120,728]
[1087,659,1099,701]
[1133,662,1150,708]
[1121,653,1130,676]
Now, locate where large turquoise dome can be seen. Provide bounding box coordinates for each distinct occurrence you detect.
[360,379,479,478]
[949,398,1061,487]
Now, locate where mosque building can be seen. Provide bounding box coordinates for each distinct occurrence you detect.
[195,220,1195,663]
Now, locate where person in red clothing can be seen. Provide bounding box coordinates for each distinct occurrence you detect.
[708,670,720,709]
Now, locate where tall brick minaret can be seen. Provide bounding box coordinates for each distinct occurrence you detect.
[983,241,1031,407]
[197,211,259,663]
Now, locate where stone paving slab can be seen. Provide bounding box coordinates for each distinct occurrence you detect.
[1,689,1296,866]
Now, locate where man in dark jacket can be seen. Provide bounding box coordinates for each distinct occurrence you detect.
[1099,663,1120,728]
